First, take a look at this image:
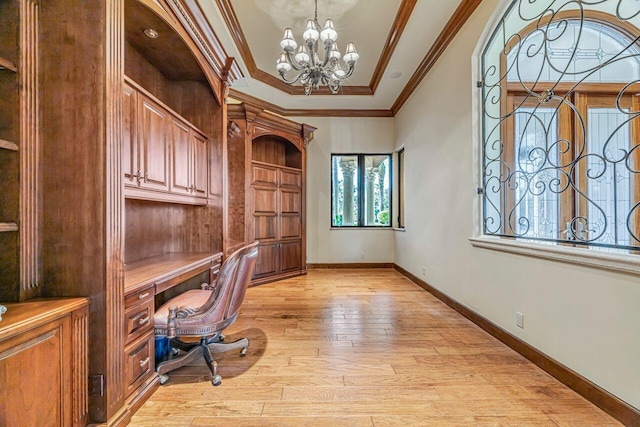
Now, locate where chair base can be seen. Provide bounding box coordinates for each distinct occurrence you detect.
[156,335,249,386]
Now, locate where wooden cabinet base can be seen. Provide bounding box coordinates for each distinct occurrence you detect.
[0,298,89,427]
[100,374,160,427]
[250,269,307,287]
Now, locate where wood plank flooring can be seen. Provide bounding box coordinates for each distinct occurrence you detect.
[130,269,620,426]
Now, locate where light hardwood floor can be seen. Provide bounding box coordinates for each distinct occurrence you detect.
[130,269,620,426]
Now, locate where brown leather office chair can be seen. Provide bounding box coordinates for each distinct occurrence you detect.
[154,241,259,386]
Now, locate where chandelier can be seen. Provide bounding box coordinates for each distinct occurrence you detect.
[276,0,359,95]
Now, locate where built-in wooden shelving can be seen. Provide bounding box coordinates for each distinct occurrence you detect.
[0,222,18,232]
[0,56,17,72]
[0,138,18,151]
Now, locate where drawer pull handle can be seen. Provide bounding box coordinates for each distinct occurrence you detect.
[138,292,150,300]
[138,316,150,325]
[139,357,150,367]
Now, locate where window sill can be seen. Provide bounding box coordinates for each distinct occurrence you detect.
[330,227,394,231]
[469,236,640,276]
[393,227,406,232]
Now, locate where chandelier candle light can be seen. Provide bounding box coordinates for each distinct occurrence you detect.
[276,0,359,95]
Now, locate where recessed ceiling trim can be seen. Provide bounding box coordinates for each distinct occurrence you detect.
[229,88,393,117]
[215,0,416,96]
[369,0,417,93]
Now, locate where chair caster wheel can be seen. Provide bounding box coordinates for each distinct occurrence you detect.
[159,374,169,385]
[218,334,225,342]
[212,375,222,386]
[240,347,247,357]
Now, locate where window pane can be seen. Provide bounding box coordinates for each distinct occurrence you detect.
[332,155,359,226]
[513,108,559,239]
[586,108,632,246]
[364,155,391,226]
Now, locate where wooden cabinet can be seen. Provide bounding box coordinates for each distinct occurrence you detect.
[139,95,170,192]
[0,298,89,427]
[124,79,209,205]
[250,162,304,281]
[227,104,315,285]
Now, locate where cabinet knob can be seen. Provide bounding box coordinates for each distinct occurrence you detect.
[138,292,150,300]
[138,315,150,325]
[139,357,150,367]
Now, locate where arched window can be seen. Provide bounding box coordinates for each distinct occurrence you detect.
[481,2,640,251]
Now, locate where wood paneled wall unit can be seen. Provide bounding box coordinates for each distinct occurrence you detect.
[227,103,315,286]
[1,0,240,424]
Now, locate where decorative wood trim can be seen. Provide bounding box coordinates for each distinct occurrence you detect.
[370,0,417,93]
[214,0,416,96]
[308,263,395,269]
[393,263,640,426]
[72,305,89,426]
[169,0,241,85]
[391,0,483,115]
[19,0,40,298]
[229,89,394,118]
[105,0,126,419]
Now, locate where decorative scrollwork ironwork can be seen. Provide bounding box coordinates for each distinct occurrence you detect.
[481,0,640,250]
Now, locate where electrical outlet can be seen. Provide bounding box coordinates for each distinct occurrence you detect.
[515,312,524,328]
[422,267,426,276]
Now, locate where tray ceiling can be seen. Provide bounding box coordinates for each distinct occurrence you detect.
[197,0,476,113]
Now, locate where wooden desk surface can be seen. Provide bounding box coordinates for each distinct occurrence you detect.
[124,252,223,295]
[0,298,88,342]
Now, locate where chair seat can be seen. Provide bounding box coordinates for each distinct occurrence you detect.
[154,289,212,332]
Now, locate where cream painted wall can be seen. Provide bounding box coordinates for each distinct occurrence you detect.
[296,116,396,264]
[394,0,640,411]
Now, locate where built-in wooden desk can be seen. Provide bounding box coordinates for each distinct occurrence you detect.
[124,252,223,296]
[122,251,222,403]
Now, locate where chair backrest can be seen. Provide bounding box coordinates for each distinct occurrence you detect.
[195,241,259,323]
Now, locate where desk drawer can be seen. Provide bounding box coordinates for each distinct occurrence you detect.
[125,330,154,396]
[124,286,154,310]
[125,298,154,344]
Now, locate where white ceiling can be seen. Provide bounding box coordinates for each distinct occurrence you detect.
[197,0,466,110]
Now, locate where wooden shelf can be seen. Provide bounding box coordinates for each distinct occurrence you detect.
[0,138,18,151]
[124,252,223,295]
[0,56,17,73]
[0,222,18,232]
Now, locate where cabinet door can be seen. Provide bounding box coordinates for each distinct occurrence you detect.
[253,243,279,278]
[139,95,169,192]
[123,84,138,187]
[252,186,278,241]
[192,133,208,198]
[0,318,66,426]
[280,240,302,272]
[169,119,191,194]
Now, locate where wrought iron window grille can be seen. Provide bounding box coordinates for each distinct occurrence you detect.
[480,0,640,252]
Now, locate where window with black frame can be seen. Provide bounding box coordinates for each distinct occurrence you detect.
[331,154,391,227]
